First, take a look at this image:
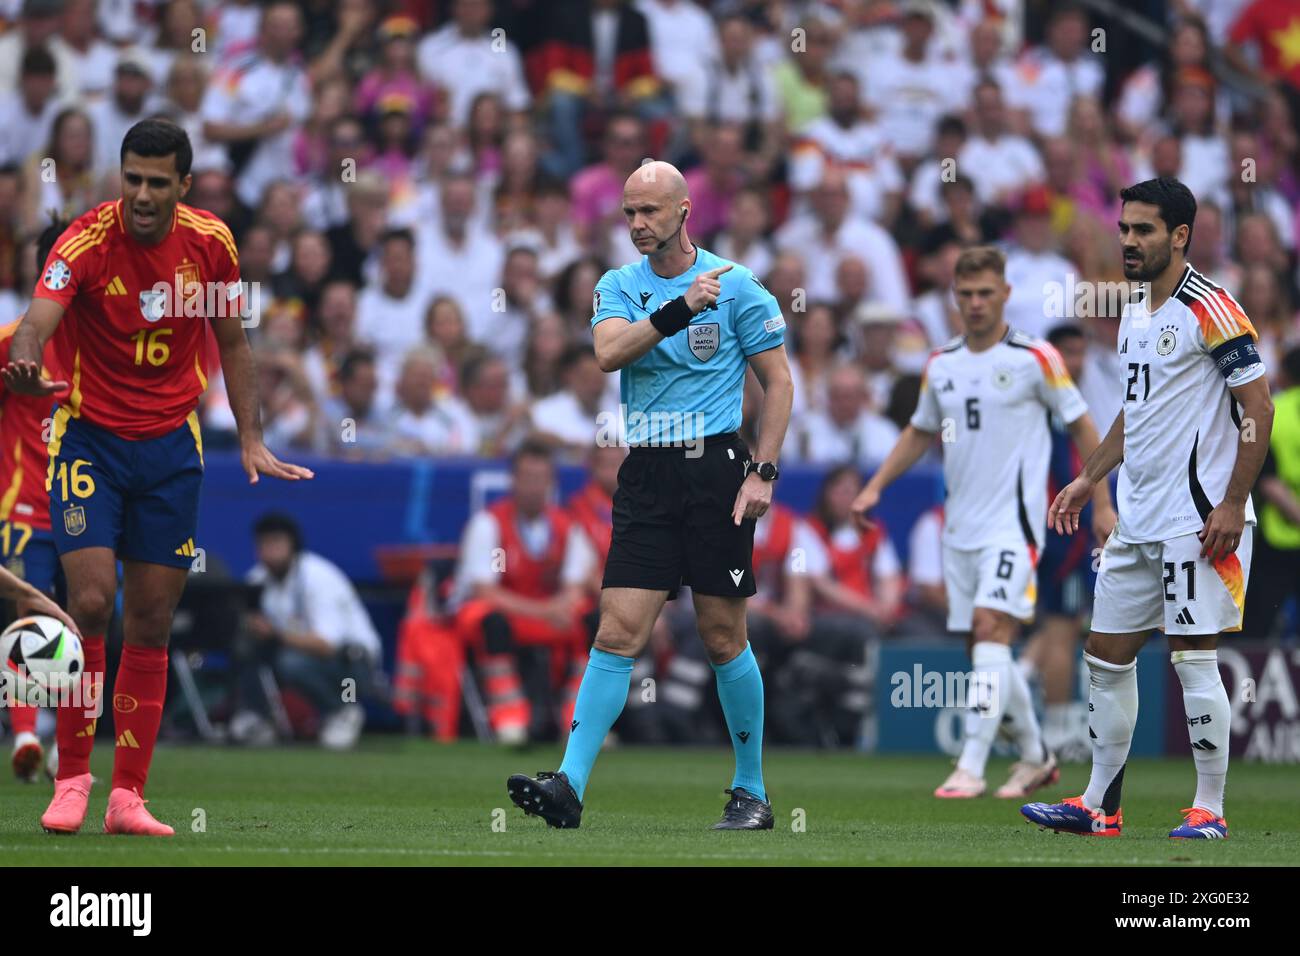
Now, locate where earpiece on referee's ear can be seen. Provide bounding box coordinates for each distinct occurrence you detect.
[681,206,688,219]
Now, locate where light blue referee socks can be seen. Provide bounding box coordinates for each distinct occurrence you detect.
[713,644,767,802]
[558,647,634,800]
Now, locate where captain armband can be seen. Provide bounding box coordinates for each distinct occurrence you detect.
[648,296,693,338]
[1210,335,1265,386]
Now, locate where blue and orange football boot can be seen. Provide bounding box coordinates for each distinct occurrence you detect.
[1021,795,1122,836]
[1169,807,1228,840]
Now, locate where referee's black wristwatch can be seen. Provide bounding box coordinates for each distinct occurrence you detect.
[745,460,780,481]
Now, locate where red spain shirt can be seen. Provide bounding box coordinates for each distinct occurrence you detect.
[31,199,241,440]
[0,318,68,531]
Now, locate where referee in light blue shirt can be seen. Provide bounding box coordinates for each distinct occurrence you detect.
[507,161,794,831]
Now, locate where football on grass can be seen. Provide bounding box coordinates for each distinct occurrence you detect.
[0,616,83,706]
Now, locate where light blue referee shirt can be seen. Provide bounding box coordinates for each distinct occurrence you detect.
[590,247,785,445]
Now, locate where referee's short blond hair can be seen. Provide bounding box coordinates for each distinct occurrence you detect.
[953,245,1007,279]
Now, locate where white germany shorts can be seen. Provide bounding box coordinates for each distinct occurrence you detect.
[943,541,1037,631]
[1091,528,1253,636]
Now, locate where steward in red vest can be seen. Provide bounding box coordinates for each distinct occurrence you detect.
[806,465,904,628]
[455,443,595,742]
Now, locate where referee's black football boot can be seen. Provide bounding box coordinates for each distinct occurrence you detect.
[711,787,774,830]
[507,770,583,829]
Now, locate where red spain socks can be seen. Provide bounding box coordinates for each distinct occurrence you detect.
[8,700,36,735]
[54,634,105,780]
[110,643,168,794]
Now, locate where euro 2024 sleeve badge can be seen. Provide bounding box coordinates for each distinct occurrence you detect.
[43,259,71,291]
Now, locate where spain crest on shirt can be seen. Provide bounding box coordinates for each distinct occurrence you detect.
[176,261,202,311]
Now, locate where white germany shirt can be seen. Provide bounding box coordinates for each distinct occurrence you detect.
[911,328,1088,552]
[1114,264,1265,544]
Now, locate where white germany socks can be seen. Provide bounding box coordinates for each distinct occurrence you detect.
[1172,649,1230,818]
[1004,656,1048,764]
[1081,653,1138,815]
[957,642,1013,778]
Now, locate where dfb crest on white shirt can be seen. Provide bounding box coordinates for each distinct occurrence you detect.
[1156,325,1177,356]
[140,290,167,323]
[688,322,719,362]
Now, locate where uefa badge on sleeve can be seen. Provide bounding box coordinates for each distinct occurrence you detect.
[43,259,71,291]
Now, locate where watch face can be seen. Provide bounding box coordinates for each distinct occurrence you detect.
[759,462,778,480]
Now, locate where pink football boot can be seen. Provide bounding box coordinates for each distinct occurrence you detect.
[41,772,93,834]
[104,788,174,836]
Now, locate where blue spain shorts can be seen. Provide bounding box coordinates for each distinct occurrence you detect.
[0,523,62,595]
[1035,535,1097,618]
[47,408,204,569]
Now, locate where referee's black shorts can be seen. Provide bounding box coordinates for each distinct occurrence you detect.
[602,431,757,599]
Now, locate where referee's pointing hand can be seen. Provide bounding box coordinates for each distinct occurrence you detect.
[685,264,732,314]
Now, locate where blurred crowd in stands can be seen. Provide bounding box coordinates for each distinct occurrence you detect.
[2,0,1299,744]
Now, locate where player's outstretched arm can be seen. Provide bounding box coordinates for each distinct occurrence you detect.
[852,425,935,528]
[1200,376,1274,561]
[211,319,315,484]
[2,299,68,396]
[1050,409,1125,535]
[1065,412,1117,541]
[0,564,80,636]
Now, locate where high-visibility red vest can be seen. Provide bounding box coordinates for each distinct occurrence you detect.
[567,482,612,565]
[487,498,571,598]
[807,516,883,600]
[754,505,795,591]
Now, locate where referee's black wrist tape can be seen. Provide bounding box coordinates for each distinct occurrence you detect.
[649,296,694,337]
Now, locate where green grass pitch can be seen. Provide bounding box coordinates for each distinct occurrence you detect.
[3,742,1297,865]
